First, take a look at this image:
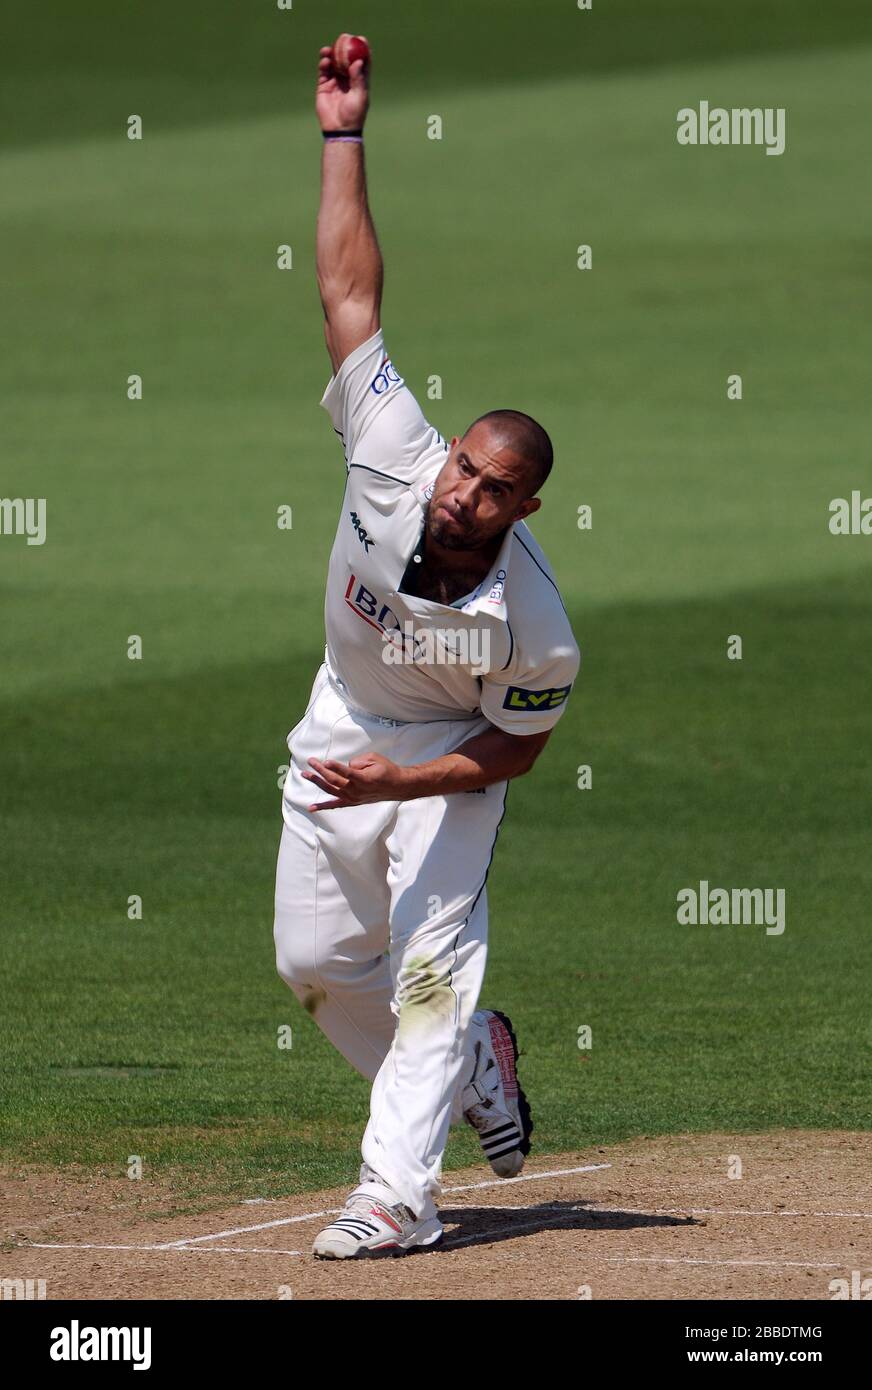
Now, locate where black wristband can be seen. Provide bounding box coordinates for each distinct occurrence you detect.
[322,128,364,140]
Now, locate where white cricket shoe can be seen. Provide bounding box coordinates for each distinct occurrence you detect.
[312,1183,443,1259]
[462,1009,533,1177]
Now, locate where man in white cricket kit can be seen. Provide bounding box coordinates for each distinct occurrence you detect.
[273,37,580,1259]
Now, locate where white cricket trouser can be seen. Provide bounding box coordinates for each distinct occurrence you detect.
[273,663,508,1221]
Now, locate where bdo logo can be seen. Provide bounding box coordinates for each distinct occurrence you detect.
[370,360,402,396]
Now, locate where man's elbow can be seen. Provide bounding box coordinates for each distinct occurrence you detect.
[506,730,551,779]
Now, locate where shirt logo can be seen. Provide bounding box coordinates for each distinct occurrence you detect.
[345,575,399,633]
[503,683,572,711]
[343,575,492,674]
[486,568,507,604]
[349,511,375,552]
[370,358,402,396]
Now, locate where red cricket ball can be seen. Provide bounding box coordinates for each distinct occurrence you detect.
[333,33,370,76]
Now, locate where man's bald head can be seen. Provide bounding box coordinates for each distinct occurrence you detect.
[461,410,553,498]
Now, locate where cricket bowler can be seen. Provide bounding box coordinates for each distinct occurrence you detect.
[273,35,580,1258]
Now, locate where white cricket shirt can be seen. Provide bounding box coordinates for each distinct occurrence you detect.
[318,329,580,735]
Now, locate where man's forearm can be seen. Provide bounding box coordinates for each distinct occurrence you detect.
[400,727,548,799]
[303,725,551,811]
[317,142,383,310]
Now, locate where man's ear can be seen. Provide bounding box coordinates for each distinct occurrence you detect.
[514,496,542,522]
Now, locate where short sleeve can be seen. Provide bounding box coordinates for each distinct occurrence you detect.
[320,328,446,479]
[479,635,580,736]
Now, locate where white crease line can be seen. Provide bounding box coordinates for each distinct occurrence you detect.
[23,1177,871,1260]
[29,1242,304,1256]
[590,1205,872,1220]
[441,1202,872,1222]
[27,1239,872,1271]
[442,1163,612,1195]
[443,1212,872,1263]
[156,1163,613,1248]
[445,1215,563,1249]
[440,1201,872,1220]
[29,1243,176,1252]
[156,1206,344,1247]
[596,1256,872,1270]
[176,1245,304,1256]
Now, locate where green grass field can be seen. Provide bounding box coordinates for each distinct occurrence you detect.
[2,1,870,1201]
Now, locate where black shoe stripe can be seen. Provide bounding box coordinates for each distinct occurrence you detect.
[481,1123,520,1146]
[482,1126,521,1145]
[330,1220,379,1236]
[484,1139,523,1158]
[482,1120,519,1137]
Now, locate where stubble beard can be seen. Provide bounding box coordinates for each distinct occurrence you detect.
[425,498,479,551]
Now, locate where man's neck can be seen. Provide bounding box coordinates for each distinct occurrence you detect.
[422,525,505,584]
[401,523,507,607]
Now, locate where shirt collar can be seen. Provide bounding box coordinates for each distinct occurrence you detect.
[459,523,513,620]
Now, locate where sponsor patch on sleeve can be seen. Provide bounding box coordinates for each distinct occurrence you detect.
[502,683,572,711]
[369,359,402,396]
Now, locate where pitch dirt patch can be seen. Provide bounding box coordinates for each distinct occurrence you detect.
[3,1131,870,1300]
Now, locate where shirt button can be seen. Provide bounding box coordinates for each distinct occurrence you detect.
[413,554,422,564]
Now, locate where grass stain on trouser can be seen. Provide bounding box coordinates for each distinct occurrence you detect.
[395,956,457,1036]
[301,985,326,1017]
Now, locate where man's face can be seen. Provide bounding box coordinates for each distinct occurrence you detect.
[426,424,542,551]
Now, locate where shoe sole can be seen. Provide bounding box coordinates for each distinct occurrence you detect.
[487,1010,533,1160]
